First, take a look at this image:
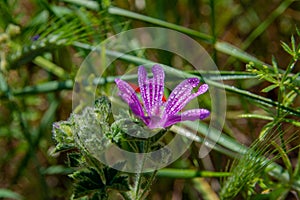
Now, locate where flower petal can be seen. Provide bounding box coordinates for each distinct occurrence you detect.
[164,78,208,117]
[164,108,210,127]
[115,78,145,119]
[138,65,165,116]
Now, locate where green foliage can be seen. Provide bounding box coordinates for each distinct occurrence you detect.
[53,96,131,199]
[245,34,300,139]
[70,167,129,200]
[220,130,287,199]
[52,120,75,152]
[0,189,23,200]
[222,32,300,199]
[5,16,90,70]
[281,33,300,61]
[52,95,175,199]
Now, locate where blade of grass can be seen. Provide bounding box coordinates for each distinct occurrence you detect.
[215,41,267,67]
[209,0,217,63]
[175,120,300,192]
[92,47,300,117]
[33,56,69,79]
[106,7,300,85]
[193,178,220,200]
[11,80,73,96]
[0,71,256,98]
[107,7,266,65]
[8,72,300,118]
[293,148,300,179]
[241,0,294,50]
[170,125,238,158]
[0,71,9,95]
[156,168,230,179]
[72,43,300,116]
[237,114,273,120]
[190,70,258,80]
[61,0,99,11]
[272,141,293,177]
[108,7,214,43]
[11,103,50,199]
[0,189,23,200]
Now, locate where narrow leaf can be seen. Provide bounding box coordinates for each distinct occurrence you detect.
[272,141,293,177]
[261,84,278,93]
[238,114,273,121]
[281,41,293,55]
[0,189,23,200]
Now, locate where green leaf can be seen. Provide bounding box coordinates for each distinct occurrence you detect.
[252,187,289,200]
[281,41,293,56]
[70,168,105,199]
[33,56,69,79]
[291,35,296,53]
[52,120,76,152]
[261,84,278,93]
[94,96,112,121]
[238,114,273,121]
[69,165,130,199]
[68,152,83,168]
[269,187,289,199]
[102,162,130,191]
[8,15,93,69]
[42,165,74,175]
[283,90,297,107]
[61,0,100,11]
[215,41,266,67]
[107,176,130,191]
[293,148,300,179]
[272,141,293,177]
[291,72,300,87]
[90,192,108,200]
[289,120,300,127]
[271,56,279,75]
[103,166,120,184]
[108,6,213,43]
[0,189,23,200]
[0,72,9,94]
[259,121,276,139]
[220,130,282,199]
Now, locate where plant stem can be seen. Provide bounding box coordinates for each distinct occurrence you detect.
[120,192,132,200]
[108,7,213,43]
[61,0,99,10]
[134,169,142,199]
[133,140,152,200]
[33,56,68,79]
[156,168,230,178]
[138,170,157,200]
[209,0,217,64]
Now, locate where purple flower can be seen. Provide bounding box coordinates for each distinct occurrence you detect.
[32,34,40,41]
[115,64,210,129]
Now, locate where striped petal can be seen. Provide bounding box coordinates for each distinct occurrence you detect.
[164,78,208,117]
[115,78,145,120]
[164,108,210,127]
[138,65,164,116]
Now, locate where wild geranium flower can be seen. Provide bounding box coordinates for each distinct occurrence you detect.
[115,64,210,129]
